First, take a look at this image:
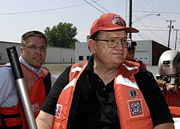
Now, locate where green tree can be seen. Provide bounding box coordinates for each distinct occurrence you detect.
[44,22,78,48]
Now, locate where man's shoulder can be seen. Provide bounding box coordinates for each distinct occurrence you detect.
[135,66,154,82]
[0,65,12,73]
[0,66,14,82]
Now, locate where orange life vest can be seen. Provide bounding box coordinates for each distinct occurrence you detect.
[52,61,153,129]
[0,63,51,129]
[132,59,146,69]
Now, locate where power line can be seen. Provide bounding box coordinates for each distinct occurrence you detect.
[137,32,170,47]
[138,29,168,31]
[92,1,110,13]
[155,0,167,20]
[132,13,160,23]
[134,17,168,43]
[0,0,106,15]
[133,10,180,15]
[144,0,155,13]
[0,3,86,15]
[83,0,105,14]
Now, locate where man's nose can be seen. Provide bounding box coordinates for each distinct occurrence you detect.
[115,41,124,49]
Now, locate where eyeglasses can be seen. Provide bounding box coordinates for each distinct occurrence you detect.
[23,45,47,51]
[94,37,130,48]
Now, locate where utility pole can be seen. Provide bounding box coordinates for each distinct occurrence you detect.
[166,20,176,48]
[129,0,132,39]
[174,29,180,50]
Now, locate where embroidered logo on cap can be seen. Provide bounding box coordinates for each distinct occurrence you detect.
[55,104,63,119]
[128,99,144,118]
[112,16,125,26]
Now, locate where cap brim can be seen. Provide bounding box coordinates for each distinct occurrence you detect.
[101,26,139,33]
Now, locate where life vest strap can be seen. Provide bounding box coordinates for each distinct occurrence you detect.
[0,113,20,118]
[43,72,51,96]
[0,113,22,129]
[0,125,22,129]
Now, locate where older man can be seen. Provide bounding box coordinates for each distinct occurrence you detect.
[36,13,174,129]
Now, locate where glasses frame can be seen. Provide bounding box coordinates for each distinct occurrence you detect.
[23,45,47,52]
[94,37,130,48]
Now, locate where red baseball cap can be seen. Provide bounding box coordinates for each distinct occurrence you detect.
[90,13,139,37]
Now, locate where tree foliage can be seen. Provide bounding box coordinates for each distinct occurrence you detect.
[44,22,78,48]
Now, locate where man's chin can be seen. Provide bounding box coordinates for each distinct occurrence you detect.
[32,62,43,69]
[114,59,124,65]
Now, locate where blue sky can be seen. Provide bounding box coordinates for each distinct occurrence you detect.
[0,0,180,50]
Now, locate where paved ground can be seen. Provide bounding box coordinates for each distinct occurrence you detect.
[43,63,71,77]
[44,63,159,78]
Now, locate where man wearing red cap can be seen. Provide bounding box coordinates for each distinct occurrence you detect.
[36,13,174,129]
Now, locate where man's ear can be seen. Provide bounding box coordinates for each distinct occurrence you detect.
[88,39,96,54]
[19,47,23,56]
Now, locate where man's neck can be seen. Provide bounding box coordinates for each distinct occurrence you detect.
[93,59,120,85]
[19,56,43,76]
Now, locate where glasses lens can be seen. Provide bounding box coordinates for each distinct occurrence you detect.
[107,39,117,47]
[107,38,127,48]
[121,39,128,48]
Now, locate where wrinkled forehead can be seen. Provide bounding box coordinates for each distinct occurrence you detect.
[97,30,127,38]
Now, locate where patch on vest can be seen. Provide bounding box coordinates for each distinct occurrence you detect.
[128,99,144,118]
[55,104,63,119]
[128,88,138,99]
[31,103,40,113]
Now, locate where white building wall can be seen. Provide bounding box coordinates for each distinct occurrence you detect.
[46,47,75,63]
[75,42,91,63]
[0,41,20,64]
[135,40,152,65]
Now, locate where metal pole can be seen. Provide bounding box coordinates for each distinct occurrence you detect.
[174,29,179,50]
[129,0,132,39]
[167,20,176,48]
[6,46,37,129]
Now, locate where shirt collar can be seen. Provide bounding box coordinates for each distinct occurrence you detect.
[19,56,43,76]
[86,55,94,72]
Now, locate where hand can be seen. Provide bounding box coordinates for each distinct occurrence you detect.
[165,83,176,94]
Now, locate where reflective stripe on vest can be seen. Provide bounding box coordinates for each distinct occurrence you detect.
[53,61,88,129]
[53,61,153,129]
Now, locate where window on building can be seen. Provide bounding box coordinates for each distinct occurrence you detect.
[79,56,83,61]
[87,56,90,60]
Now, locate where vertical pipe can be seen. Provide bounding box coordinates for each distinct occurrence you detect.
[6,46,37,129]
[129,0,132,39]
[167,21,172,48]
[174,29,178,50]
